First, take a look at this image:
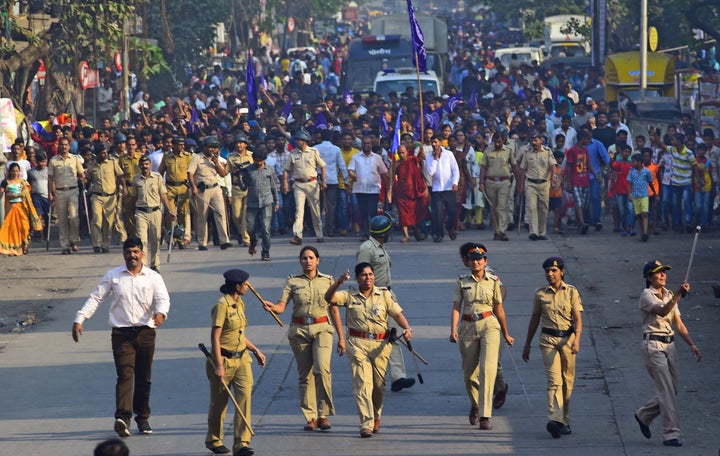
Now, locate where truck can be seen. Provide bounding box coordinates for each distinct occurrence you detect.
[370,14,448,83]
[341,35,416,95]
[543,15,590,58]
[373,68,442,100]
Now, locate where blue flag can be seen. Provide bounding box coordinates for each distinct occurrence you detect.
[390,108,403,155]
[467,86,478,110]
[343,87,353,104]
[280,99,292,119]
[313,111,328,132]
[246,50,257,119]
[406,0,427,73]
[443,93,462,114]
[379,108,390,138]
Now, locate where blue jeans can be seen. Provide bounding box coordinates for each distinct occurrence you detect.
[615,194,634,230]
[694,190,711,227]
[336,189,349,232]
[670,185,692,228]
[585,179,602,225]
[246,205,273,254]
[661,183,672,226]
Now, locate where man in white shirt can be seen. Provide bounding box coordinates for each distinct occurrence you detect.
[72,237,171,438]
[315,129,348,237]
[348,136,388,240]
[425,136,460,242]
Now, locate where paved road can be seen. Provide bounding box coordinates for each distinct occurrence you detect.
[1,227,717,456]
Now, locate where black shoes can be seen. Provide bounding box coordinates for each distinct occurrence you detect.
[663,438,682,447]
[114,418,130,437]
[546,420,563,438]
[261,253,271,261]
[137,420,153,434]
[220,243,233,250]
[529,234,538,241]
[199,245,208,251]
[390,377,416,392]
[360,428,373,438]
[234,447,254,456]
[209,445,231,454]
[634,413,651,439]
[560,425,572,435]
[493,383,508,409]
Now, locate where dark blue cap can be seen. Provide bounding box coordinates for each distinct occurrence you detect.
[542,257,564,269]
[223,269,249,284]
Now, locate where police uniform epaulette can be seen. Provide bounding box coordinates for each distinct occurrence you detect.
[317,272,333,279]
[376,286,389,291]
[458,274,469,279]
[486,272,499,281]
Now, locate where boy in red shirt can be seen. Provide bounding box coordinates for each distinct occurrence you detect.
[564,131,598,234]
[610,143,634,236]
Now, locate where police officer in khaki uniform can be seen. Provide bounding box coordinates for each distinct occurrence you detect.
[357,214,415,392]
[188,136,232,251]
[206,269,265,456]
[518,130,556,240]
[158,136,193,247]
[282,129,327,245]
[633,260,701,447]
[226,134,253,246]
[87,142,124,253]
[263,246,337,431]
[133,156,174,271]
[48,137,85,254]
[324,262,413,438]
[450,244,514,431]
[480,132,520,241]
[522,257,583,439]
[118,135,143,239]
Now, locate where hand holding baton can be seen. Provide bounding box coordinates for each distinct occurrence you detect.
[246,281,284,327]
[683,225,701,284]
[198,343,255,436]
[46,203,52,251]
[389,327,429,365]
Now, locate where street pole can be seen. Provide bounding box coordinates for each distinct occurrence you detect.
[639,0,648,101]
[123,17,131,121]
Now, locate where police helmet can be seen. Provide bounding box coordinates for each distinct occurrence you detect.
[369,214,393,236]
[294,129,311,142]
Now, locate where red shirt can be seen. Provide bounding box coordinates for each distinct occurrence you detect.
[612,159,632,195]
[565,145,590,187]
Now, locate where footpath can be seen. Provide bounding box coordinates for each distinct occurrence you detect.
[0,225,718,456]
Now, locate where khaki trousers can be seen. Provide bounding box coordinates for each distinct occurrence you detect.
[122,188,138,239]
[166,184,191,241]
[90,194,116,249]
[113,193,127,242]
[56,188,79,249]
[458,317,501,418]
[539,333,576,425]
[525,181,550,236]
[287,323,335,421]
[347,336,393,430]
[195,186,230,246]
[292,181,323,239]
[135,209,162,268]
[387,319,407,382]
[205,356,253,452]
[636,339,680,440]
[230,188,250,243]
[485,180,511,234]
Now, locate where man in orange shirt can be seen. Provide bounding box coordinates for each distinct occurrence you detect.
[642,148,660,235]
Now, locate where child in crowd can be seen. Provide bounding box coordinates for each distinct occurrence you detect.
[642,148,660,235]
[611,143,634,236]
[564,131,596,234]
[627,153,654,242]
[550,150,565,234]
[693,143,713,229]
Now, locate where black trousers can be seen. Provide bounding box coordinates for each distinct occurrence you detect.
[111,326,156,423]
[431,190,457,237]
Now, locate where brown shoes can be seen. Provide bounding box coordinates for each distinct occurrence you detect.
[317,417,331,430]
[360,428,373,438]
[372,419,380,433]
[479,417,492,430]
[303,418,317,431]
[469,406,479,425]
[493,383,509,409]
[290,236,302,245]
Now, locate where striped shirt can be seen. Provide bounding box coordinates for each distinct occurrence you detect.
[668,146,696,186]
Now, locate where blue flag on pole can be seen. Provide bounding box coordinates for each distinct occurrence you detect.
[246,50,257,119]
[390,108,403,156]
[406,0,427,73]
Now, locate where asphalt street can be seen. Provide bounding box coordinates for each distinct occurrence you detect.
[0,226,718,456]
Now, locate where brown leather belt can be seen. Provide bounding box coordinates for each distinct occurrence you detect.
[294,177,317,183]
[349,328,387,340]
[292,316,329,325]
[462,311,493,322]
[136,206,160,213]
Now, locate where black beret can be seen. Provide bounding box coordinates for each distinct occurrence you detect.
[542,257,564,269]
[223,269,249,284]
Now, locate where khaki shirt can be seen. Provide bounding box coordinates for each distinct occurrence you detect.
[520,146,556,181]
[188,153,221,185]
[48,154,84,188]
[481,145,516,178]
[357,238,391,288]
[118,153,142,185]
[279,272,334,319]
[87,158,123,194]
[133,172,167,208]
[532,281,583,331]
[158,151,193,184]
[334,286,402,334]
[227,151,254,189]
[284,146,326,181]
[639,287,677,335]
[454,273,502,315]
[211,294,248,353]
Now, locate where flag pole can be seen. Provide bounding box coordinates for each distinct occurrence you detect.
[415,51,425,139]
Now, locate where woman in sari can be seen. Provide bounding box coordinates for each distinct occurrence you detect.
[387,144,428,242]
[0,163,43,256]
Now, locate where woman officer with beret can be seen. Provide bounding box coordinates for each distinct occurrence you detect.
[633,260,701,447]
[205,269,265,456]
[522,257,583,439]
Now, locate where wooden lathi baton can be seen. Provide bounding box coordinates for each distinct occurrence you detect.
[246,281,284,327]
